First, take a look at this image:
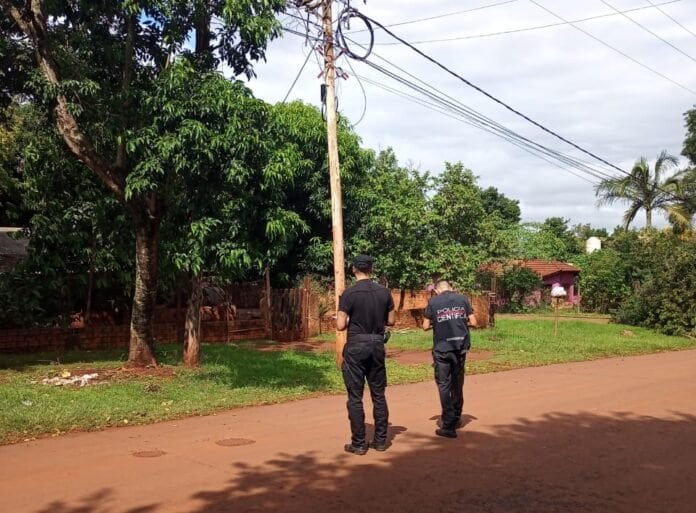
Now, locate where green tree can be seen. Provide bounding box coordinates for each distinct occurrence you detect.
[497,222,570,261]
[595,151,680,229]
[351,149,434,290]
[267,101,373,283]
[480,186,520,224]
[541,217,579,258]
[683,106,696,165]
[0,106,132,327]
[431,163,486,246]
[574,249,630,314]
[614,235,696,336]
[1,0,285,365]
[664,168,696,234]
[498,265,542,313]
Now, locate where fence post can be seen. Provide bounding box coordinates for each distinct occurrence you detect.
[264,267,272,339]
[302,276,310,341]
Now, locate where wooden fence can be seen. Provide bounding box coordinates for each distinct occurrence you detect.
[269,277,310,342]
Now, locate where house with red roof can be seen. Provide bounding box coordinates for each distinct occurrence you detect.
[521,260,580,304]
[481,259,581,306]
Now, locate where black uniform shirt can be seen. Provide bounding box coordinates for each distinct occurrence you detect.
[424,291,474,353]
[339,280,394,340]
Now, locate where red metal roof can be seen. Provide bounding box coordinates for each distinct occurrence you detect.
[521,260,580,278]
[480,259,580,279]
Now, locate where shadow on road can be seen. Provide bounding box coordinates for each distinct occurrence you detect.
[33,411,696,513]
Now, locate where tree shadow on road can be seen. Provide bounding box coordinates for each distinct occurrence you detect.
[190,411,696,513]
[33,489,156,513]
[29,411,696,513]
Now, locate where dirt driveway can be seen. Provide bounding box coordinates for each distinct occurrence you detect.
[1,350,694,513]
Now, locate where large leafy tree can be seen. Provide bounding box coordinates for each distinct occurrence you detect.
[431,163,487,246]
[0,0,286,365]
[0,105,132,327]
[480,186,520,224]
[137,63,308,366]
[266,101,373,283]
[351,148,434,290]
[595,151,679,230]
[496,222,570,261]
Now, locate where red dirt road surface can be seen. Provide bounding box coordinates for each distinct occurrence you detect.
[2,350,695,513]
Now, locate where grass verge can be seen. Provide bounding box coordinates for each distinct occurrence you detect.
[1,319,694,444]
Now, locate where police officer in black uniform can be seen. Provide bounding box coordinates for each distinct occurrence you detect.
[337,255,395,455]
[423,279,477,438]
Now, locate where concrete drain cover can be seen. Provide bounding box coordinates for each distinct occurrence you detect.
[132,450,166,458]
[215,438,255,447]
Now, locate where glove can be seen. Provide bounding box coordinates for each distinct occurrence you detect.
[383,328,391,344]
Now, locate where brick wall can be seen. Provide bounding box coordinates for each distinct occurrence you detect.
[0,319,266,353]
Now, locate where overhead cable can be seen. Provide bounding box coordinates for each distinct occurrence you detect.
[645,0,696,39]
[598,0,696,64]
[527,0,696,95]
[340,8,639,175]
[374,0,683,46]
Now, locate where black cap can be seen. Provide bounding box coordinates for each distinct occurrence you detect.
[352,254,374,269]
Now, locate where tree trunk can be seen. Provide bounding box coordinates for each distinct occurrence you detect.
[646,208,653,229]
[183,274,203,367]
[127,214,160,367]
[176,280,185,346]
[85,230,96,325]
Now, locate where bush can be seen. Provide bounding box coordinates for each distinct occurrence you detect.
[613,236,696,337]
[498,265,542,313]
[575,249,630,314]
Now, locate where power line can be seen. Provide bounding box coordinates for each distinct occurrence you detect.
[598,0,696,64]
[645,0,696,39]
[374,0,683,46]
[282,40,318,102]
[353,71,599,185]
[283,24,617,183]
[283,16,687,202]
[351,0,518,33]
[360,57,615,183]
[343,58,367,126]
[347,10,636,176]
[527,0,696,96]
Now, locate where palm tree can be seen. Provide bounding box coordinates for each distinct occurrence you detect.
[665,167,696,234]
[595,151,679,230]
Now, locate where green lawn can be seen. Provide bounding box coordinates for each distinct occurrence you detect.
[1,319,694,444]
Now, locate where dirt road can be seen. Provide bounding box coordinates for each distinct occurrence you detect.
[1,350,695,513]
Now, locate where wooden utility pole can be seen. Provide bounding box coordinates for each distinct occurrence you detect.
[321,0,347,367]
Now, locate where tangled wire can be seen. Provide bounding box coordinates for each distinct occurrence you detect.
[335,6,375,61]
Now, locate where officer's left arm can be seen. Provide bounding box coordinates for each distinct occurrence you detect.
[387,309,396,327]
[464,297,477,328]
[422,302,433,331]
[336,311,349,331]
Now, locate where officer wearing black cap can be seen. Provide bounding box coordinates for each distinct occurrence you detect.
[337,254,395,455]
[423,279,477,438]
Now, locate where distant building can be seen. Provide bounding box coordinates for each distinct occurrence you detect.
[0,228,29,272]
[481,259,581,305]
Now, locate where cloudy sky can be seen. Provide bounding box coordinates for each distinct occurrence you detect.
[243,0,696,229]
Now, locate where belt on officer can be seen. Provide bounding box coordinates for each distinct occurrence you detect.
[348,334,384,343]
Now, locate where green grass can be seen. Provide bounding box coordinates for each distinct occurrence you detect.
[1,319,694,444]
[387,319,696,370]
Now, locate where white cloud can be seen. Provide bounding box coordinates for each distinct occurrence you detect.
[241,0,696,230]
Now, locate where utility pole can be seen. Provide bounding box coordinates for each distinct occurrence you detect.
[321,0,347,367]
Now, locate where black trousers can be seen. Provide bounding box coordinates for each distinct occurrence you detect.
[433,350,467,431]
[342,339,389,447]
